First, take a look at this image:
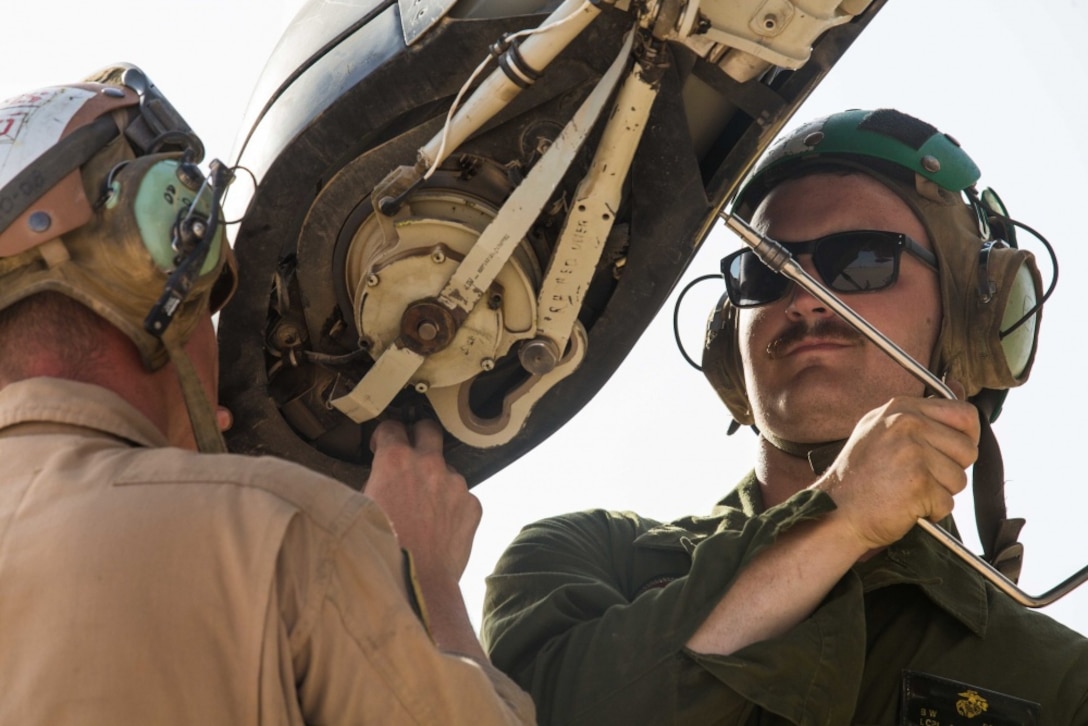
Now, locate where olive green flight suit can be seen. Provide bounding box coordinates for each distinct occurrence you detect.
[483,474,1088,725]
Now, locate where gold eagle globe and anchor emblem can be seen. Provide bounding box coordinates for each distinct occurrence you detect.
[956,689,990,718]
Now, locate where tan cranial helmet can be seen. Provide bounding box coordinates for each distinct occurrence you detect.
[0,64,237,451]
[704,108,1044,427]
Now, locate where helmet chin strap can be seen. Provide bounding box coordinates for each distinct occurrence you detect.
[165,341,226,454]
[759,429,846,476]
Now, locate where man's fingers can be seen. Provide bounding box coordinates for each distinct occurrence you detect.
[369,418,448,455]
[410,418,446,453]
[370,419,410,454]
[944,378,967,401]
[216,405,233,433]
[907,396,981,444]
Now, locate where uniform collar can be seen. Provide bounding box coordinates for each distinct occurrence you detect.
[857,525,990,637]
[0,377,168,449]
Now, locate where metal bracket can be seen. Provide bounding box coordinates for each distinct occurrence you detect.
[399,0,458,46]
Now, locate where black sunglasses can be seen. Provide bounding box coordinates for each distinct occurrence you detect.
[720,230,939,308]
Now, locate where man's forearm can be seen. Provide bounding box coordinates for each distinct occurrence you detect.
[686,510,867,655]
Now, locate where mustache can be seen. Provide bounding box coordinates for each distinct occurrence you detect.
[766,318,866,359]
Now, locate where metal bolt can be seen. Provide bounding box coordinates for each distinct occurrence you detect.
[273,323,301,349]
[430,249,446,264]
[366,273,380,287]
[27,211,51,233]
[921,155,941,174]
[417,321,439,341]
[519,338,559,375]
[481,358,496,372]
[191,219,207,238]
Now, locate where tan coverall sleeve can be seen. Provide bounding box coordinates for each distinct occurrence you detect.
[279,495,536,724]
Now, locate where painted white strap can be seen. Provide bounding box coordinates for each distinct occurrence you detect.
[535,55,658,355]
[331,29,634,424]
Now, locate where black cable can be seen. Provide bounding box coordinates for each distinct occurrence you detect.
[995,214,1058,339]
[672,273,723,372]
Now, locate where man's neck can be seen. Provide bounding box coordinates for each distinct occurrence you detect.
[754,437,821,507]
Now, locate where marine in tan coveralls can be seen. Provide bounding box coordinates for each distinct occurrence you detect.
[0,65,534,725]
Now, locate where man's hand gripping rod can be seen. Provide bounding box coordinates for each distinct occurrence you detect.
[725,214,1088,607]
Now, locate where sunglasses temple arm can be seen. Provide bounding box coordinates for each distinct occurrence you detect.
[723,214,1088,608]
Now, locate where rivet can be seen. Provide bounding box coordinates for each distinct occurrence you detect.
[762,14,777,31]
[430,249,446,264]
[481,358,495,371]
[366,273,379,287]
[921,155,941,173]
[27,210,51,233]
[101,87,125,98]
[803,131,824,148]
[414,381,429,393]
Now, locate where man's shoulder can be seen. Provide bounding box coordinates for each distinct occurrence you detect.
[987,587,1088,648]
[112,446,368,532]
[515,508,666,544]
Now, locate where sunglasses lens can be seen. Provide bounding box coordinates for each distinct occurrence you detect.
[723,251,789,307]
[813,233,900,293]
[722,232,910,308]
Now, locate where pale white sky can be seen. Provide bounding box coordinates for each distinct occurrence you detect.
[6,0,1087,637]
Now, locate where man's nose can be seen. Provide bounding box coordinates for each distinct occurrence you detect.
[783,256,833,319]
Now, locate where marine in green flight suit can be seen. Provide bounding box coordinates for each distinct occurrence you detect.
[482,109,1088,725]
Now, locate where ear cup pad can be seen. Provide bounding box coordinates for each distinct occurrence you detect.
[701,292,754,425]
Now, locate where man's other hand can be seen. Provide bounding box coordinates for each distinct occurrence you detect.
[365,420,481,582]
[815,386,980,554]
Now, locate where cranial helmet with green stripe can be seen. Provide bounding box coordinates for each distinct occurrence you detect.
[703,108,1044,426]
